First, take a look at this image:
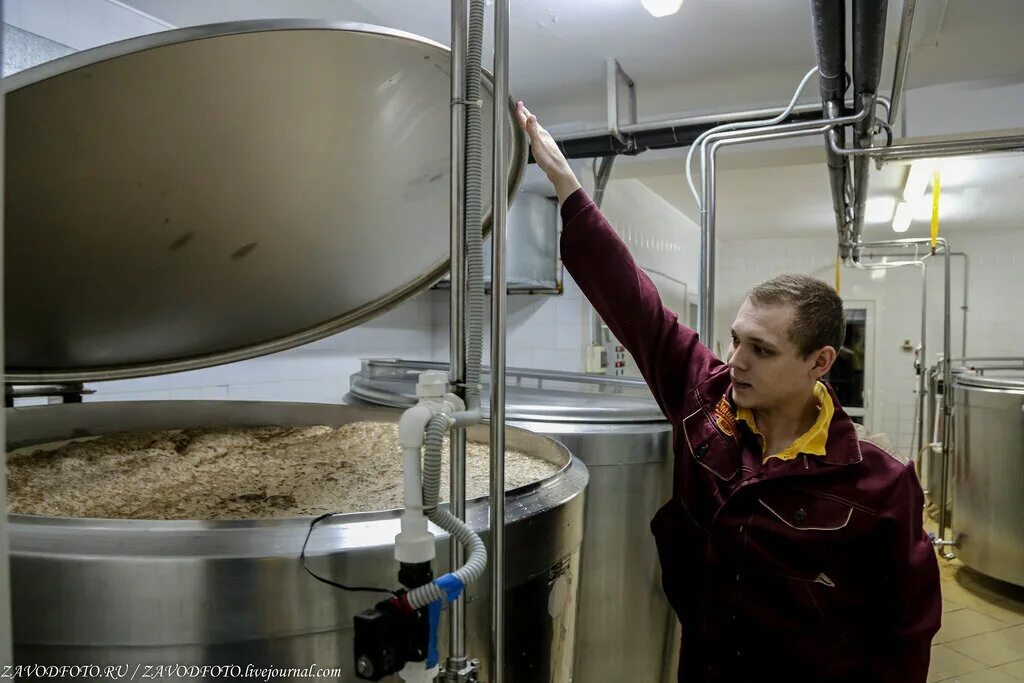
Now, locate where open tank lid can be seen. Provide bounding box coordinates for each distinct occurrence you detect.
[348,359,668,424]
[4,20,526,383]
[954,370,1024,391]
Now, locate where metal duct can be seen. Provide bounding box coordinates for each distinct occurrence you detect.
[810,0,851,255]
[851,0,889,249]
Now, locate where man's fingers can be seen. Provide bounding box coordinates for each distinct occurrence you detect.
[515,101,530,129]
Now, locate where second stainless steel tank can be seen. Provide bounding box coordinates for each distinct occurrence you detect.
[7,400,586,682]
[348,359,678,683]
[952,370,1024,586]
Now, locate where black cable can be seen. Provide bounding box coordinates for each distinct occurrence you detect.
[300,512,398,596]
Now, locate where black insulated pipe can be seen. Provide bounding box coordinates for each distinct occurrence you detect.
[851,0,889,249]
[810,0,846,102]
[810,0,851,256]
[537,109,826,162]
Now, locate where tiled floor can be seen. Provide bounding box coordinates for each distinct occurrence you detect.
[928,557,1024,682]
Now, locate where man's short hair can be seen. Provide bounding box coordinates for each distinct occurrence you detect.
[747,274,846,357]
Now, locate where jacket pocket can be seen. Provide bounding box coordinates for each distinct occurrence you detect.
[757,491,854,532]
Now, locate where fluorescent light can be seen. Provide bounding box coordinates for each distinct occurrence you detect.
[892,201,914,232]
[641,0,684,17]
[903,161,934,201]
[865,196,897,223]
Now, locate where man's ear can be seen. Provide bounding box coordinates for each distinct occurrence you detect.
[810,346,837,380]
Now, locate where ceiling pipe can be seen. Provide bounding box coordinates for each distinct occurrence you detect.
[850,0,890,252]
[809,0,852,258]
[541,95,890,163]
[889,0,918,133]
[545,106,827,161]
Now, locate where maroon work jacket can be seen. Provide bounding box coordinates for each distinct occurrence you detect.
[560,188,941,683]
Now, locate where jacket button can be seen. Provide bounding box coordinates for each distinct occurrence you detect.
[694,443,709,459]
[794,508,808,523]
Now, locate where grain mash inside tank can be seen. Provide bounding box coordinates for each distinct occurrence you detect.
[6,421,560,520]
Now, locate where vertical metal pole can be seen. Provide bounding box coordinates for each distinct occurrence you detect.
[489,0,509,679]
[958,253,968,358]
[0,5,13,667]
[915,262,927,470]
[448,0,469,673]
[937,241,953,546]
[698,142,716,351]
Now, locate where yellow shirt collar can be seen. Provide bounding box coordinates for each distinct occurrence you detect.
[735,382,834,463]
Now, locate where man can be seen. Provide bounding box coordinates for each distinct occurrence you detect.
[516,102,941,682]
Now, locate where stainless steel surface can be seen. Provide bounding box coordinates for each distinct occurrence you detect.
[829,132,1024,162]
[489,3,509,679]
[698,130,717,349]
[955,372,1024,391]
[696,107,869,347]
[0,7,11,664]
[700,120,835,350]
[918,263,927,467]
[605,58,637,145]
[436,192,561,293]
[938,241,954,549]
[4,20,527,383]
[1,23,75,76]
[6,401,586,682]
[924,361,965,519]
[952,373,1024,586]
[889,0,918,132]
[448,0,469,672]
[348,359,678,683]
[859,238,955,542]
[591,156,615,350]
[482,193,559,293]
[349,360,666,423]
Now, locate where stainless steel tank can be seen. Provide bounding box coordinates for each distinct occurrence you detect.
[952,371,1024,586]
[6,400,587,682]
[348,359,679,683]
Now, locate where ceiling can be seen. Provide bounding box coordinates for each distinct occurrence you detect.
[119,0,1024,241]
[119,1,1024,123]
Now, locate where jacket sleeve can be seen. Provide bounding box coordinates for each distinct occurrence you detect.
[559,188,724,421]
[866,464,942,683]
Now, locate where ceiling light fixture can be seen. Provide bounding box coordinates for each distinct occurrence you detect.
[903,160,935,201]
[865,196,897,223]
[641,0,684,18]
[892,201,914,233]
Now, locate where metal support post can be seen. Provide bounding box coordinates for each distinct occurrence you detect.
[489,0,510,680]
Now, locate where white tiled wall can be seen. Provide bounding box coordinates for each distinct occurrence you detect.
[593,177,703,377]
[716,230,1024,456]
[427,270,587,372]
[87,291,442,404]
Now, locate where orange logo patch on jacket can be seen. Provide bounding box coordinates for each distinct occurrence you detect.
[713,396,738,441]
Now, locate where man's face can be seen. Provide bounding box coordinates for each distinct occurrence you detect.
[727,298,832,411]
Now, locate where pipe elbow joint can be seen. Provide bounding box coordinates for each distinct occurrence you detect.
[398,406,435,449]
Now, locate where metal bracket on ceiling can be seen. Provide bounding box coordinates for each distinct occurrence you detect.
[606,58,637,147]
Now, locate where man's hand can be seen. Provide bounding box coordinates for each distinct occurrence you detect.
[515,101,582,204]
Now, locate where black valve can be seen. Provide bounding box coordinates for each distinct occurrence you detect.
[354,597,429,681]
[353,563,434,681]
